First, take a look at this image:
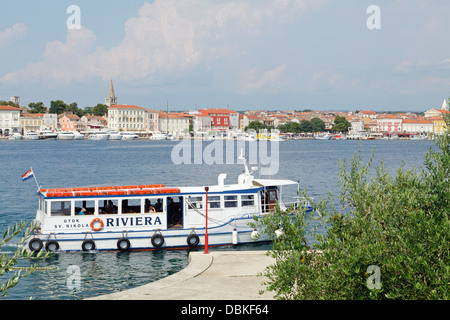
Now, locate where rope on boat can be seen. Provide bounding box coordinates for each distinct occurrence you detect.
[184,197,249,227]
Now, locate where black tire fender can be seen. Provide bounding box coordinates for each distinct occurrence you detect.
[117,237,131,251]
[151,233,164,248]
[45,240,60,252]
[187,233,200,248]
[81,239,96,251]
[28,238,43,252]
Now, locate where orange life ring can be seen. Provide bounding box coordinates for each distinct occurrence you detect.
[90,218,104,232]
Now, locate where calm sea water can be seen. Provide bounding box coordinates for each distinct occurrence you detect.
[0,138,434,300]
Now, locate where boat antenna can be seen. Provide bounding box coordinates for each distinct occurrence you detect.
[238,148,250,175]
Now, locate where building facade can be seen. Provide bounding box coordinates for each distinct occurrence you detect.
[158,112,191,135]
[402,118,433,134]
[0,105,20,135]
[377,116,403,133]
[144,110,159,132]
[108,105,145,131]
[59,113,81,131]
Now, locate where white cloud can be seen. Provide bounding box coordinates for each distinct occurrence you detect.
[0,23,27,47]
[1,0,320,89]
[307,71,343,93]
[238,64,288,94]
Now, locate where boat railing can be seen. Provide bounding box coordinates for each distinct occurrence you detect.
[282,196,313,210]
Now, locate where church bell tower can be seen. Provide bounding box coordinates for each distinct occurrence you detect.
[105,79,117,107]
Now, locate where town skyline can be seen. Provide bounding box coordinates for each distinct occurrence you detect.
[1,1,450,112]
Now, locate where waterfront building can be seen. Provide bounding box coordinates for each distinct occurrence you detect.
[192,113,212,134]
[59,113,81,131]
[20,113,44,133]
[242,114,265,129]
[402,118,433,134]
[80,115,107,131]
[198,108,239,132]
[144,109,160,133]
[376,115,403,133]
[429,116,447,135]
[0,105,20,135]
[108,105,145,132]
[158,112,191,135]
[105,79,118,107]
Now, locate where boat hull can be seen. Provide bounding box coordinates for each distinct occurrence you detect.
[26,214,276,252]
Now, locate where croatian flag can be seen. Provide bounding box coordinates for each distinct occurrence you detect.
[22,168,34,182]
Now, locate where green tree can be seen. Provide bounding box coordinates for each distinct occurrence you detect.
[299,119,313,133]
[49,100,67,114]
[28,102,46,114]
[0,100,19,108]
[254,115,450,300]
[91,103,108,116]
[310,117,326,132]
[332,115,351,132]
[245,121,266,132]
[0,222,48,296]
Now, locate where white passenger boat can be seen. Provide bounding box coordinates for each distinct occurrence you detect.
[57,131,75,140]
[120,132,138,140]
[24,131,40,140]
[88,131,110,140]
[26,156,312,252]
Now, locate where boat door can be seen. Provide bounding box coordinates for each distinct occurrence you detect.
[167,196,183,228]
[261,187,278,212]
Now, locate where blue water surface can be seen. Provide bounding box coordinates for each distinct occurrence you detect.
[0,138,434,299]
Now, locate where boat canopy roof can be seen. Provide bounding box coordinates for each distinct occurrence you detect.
[252,179,298,187]
[39,184,183,198]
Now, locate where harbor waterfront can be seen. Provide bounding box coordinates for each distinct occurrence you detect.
[0,138,435,299]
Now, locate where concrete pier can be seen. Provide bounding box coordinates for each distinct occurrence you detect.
[89,251,276,300]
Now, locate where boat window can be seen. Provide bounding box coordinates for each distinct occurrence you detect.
[123,198,141,214]
[208,196,221,209]
[268,190,278,202]
[100,199,118,214]
[241,195,255,206]
[188,196,203,210]
[224,195,238,208]
[144,197,163,213]
[50,201,71,216]
[74,200,96,215]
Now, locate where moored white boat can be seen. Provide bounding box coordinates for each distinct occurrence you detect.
[39,130,58,140]
[8,132,22,140]
[314,133,332,140]
[57,131,75,140]
[24,131,40,140]
[88,131,110,140]
[149,133,167,140]
[107,131,123,140]
[72,131,85,140]
[120,132,138,140]
[26,155,312,252]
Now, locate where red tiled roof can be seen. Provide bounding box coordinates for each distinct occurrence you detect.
[0,105,20,111]
[109,104,144,109]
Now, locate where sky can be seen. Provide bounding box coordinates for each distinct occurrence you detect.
[0,0,449,112]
